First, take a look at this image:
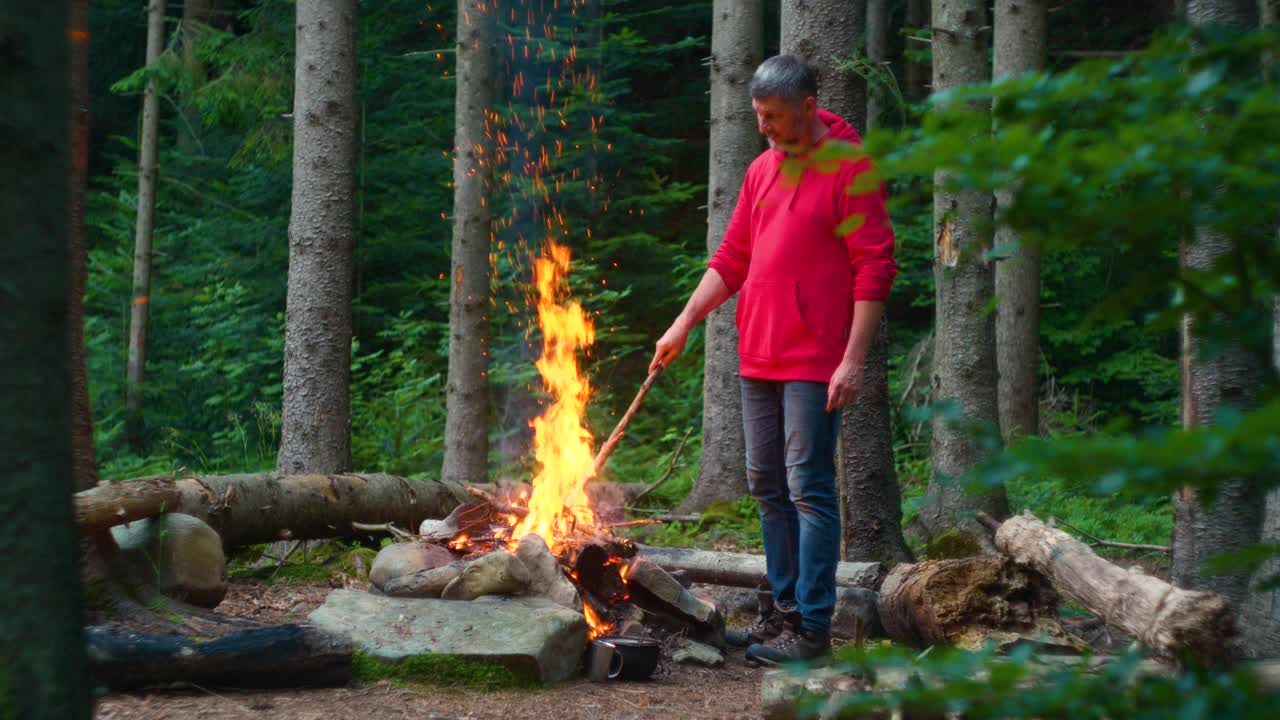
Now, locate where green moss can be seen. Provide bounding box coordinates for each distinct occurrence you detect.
[351,651,539,690]
[925,529,984,560]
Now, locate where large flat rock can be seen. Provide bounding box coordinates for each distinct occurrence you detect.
[308,590,588,682]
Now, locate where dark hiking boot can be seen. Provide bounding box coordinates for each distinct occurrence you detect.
[745,627,832,667]
[725,592,800,648]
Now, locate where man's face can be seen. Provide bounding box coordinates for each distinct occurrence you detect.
[752,95,814,152]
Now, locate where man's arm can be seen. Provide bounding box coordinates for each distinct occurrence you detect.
[825,300,884,412]
[648,269,733,373]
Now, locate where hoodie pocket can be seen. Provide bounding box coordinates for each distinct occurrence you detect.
[736,280,820,362]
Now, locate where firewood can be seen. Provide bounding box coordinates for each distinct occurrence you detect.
[992,511,1234,666]
[635,544,883,590]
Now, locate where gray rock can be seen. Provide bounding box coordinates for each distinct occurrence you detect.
[369,541,456,590]
[441,549,530,600]
[308,589,588,682]
[760,667,869,720]
[515,535,582,611]
[671,639,724,667]
[830,587,883,640]
[111,513,226,608]
[381,563,465,598]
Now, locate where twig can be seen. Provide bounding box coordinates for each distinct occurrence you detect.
[351,521,414,541]
[600,518,666,529]
[629,426,693,505]
[624,509,701,523]
[1055,518,1169,553]
[465,485,529,518]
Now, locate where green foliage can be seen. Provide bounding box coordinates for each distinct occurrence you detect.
[812,645,1280,720]
[351,651,538,690]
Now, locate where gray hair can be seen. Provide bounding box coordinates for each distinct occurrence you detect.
[749,55,818,101]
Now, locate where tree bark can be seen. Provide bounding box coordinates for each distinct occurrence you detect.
[996,512,1236,666]
[781,0,868,134]
[76,473,468,547]
[918,0,1010,546]
[278,0,358,475]
[679,0,761,513]
[442,0,495,489]
[0,1,91,713]
[904,0,930,101]
[877,557,1060,649]
[993,0,1047,439]
[69,0,97,492]
[781,0,911,563]
[837,317,914,563]
[635,544,883,590]
[1170,0,1263,610]
[865,0,889,132]
[125,0,167,452]
[86,624,351,690]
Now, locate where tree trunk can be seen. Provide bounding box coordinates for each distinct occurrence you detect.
[1240,0,1280,661]
[993,0,1047,439]
[782,0,911,563]
[76,473,468,547]
[837,317,914,563]
[679,0,761,513]
[125,0,166,452]
[781,0,868,133]
[1170,0,1263,610]
[904,0,930,101]
[635,545,883,590]
[995,512,1236,666]
[278,0,358,475]
[918,0,1010,546]
[70,0,97,493]
[442,0,495,489]
[865,0,888,131]
[0,1,91,713]
[86,624,351,690]
[877,557,1060,649]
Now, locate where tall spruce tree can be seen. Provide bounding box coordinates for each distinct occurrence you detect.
[0,2,91,715]
[781,0,868,133]
[865,0,889,132]
[1170,0,1263,609]
[993,0,1047,439]
[70,0,97,491]
[678,0,762,512]
[781,0,912,563]
[125,0,167,450]
[918,0,1010,546]
[442,0,496,488]
[278,0,358,474]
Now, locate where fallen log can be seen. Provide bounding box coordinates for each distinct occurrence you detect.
[993,511,1235,666]
[86,623,351,690]
[635,544,883,590]
[877,557,1069,650]
[76,473,468,546]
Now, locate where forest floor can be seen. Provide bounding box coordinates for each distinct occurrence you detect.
[94,577,770,720]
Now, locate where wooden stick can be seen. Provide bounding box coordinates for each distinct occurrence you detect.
[465,485,529,518]
[600,518,666,529]
[630,426,693,505]
[591,365,664,478]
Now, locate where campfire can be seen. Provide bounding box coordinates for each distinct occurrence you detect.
[401,239,723,653]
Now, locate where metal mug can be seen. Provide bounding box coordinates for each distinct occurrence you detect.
[586,639,624,682]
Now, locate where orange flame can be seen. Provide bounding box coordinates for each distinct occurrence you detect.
[510,240,596,552]
[582,602,613,639]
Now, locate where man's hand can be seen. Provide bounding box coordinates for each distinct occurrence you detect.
[649,323,689,373]
[826,358,864,412]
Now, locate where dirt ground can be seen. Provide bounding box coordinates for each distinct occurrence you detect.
[94,579,769,720]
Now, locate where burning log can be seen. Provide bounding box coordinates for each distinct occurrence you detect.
[75,473,467,546]
[86,623,351,690]
[877,557,1068,650]
[990,511,1235,665]
[635,544,883,590]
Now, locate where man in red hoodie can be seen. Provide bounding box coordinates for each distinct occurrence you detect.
[649,55,896,665]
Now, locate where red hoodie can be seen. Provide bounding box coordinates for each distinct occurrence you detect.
[708,109,897,383]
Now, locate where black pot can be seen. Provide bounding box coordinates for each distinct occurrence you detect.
[590,636,660,681]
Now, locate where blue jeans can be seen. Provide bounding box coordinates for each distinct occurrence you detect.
[741,378,841,634]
